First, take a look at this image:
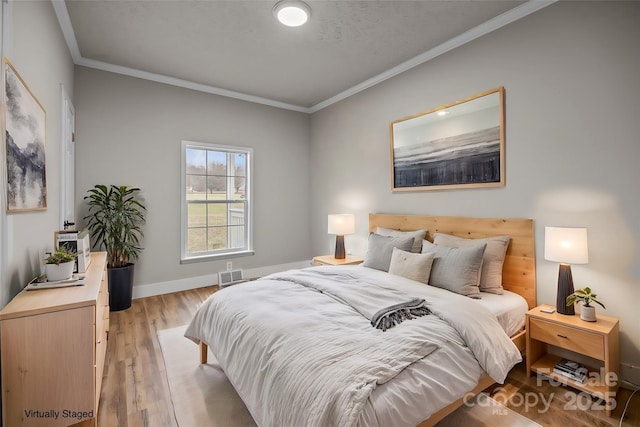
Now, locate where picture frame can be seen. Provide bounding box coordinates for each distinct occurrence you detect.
[390,87,505,191]
[3,58,47,212]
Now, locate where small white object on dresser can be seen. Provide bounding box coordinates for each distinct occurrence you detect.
[55,228,91,273]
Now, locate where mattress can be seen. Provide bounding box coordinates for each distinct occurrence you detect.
[474,290,529,337]
[364,274,528,426]
[186,265,523,427]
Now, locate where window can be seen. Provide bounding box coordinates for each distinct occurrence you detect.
[181,140,253,262]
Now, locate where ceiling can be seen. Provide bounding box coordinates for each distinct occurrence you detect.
[54,0,554,113]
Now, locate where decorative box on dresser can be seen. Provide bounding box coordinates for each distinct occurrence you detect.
[526,304,619,416]
[0,252,109,427]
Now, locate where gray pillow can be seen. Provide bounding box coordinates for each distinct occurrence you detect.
[421,240,486,297]
[375,227,427,253]
[363,233,415,272]
[388,247,435,284]
[433,233,510,295]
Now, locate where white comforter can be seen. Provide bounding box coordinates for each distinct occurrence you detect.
[185,265,521,427]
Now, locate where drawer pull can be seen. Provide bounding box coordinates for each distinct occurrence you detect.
[557,334,568,339]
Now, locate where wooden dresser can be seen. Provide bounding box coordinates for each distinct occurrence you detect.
[0,252,109,427]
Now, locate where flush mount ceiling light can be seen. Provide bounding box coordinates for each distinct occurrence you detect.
[273,0,311,27]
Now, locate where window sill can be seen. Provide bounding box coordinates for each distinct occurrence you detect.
[180,250,255,264]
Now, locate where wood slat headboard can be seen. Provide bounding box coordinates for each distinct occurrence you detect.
[369,213,537,309]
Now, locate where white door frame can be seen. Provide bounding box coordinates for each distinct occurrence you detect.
[60,84,75,229]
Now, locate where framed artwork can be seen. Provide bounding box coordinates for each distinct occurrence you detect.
[3,58,47,212]
[390,87,505,191]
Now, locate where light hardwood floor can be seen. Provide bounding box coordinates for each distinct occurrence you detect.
[94,286,640,427]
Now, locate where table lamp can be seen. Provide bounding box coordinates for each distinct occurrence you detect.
[328,214,355,259]
[544,226,589,315]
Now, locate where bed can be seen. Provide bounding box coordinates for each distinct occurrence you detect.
[185,214,536,427]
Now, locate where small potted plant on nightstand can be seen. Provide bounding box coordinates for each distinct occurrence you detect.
[566,287,605,322]
[45,246,76,282]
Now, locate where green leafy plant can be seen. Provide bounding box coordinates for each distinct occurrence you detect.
[566,287,605,309]
[45,246,76,265]
[84,185,147,269]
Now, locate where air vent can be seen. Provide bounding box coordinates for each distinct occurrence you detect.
[218,269,244,287]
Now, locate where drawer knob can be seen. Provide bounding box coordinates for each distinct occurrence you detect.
[557,334,568,339]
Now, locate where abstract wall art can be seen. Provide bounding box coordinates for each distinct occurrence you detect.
[4,58,47,212]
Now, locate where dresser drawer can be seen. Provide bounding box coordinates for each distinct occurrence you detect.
[98,272,108,305]
[529,317,604,360]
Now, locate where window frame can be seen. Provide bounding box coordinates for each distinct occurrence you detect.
[180,140,254,263]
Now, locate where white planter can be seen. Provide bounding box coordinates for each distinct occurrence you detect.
[580,304,597,322]
[45,261,74,282]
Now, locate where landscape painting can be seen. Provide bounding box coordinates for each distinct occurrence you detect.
[390,87,505,191]
[4,58,47,212]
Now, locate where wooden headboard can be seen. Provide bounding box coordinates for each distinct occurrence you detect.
[369,214,537,309]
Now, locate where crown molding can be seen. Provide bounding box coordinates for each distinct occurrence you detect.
[75,56,310,113]
[52,0,556,114]
[308,0,557,113]
[51,0,81,63]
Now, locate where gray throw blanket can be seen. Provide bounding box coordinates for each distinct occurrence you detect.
[264,268,431,331]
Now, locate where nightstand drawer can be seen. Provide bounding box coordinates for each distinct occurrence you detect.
[529,318,604,360]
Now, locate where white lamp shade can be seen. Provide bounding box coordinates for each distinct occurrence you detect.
[544,226,588,264]
[328,214,355,236]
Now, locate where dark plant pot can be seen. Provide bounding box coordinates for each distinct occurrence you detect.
[108,263,135,311]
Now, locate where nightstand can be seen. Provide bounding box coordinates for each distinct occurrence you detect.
[312,255,364,266]
[526,305,619,416]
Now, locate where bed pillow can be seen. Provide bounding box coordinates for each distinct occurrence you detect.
[388,248,435,284]
[433,233,510,295]
[421,240,486,297]
[375,227,427,253]
[363,233,415,272]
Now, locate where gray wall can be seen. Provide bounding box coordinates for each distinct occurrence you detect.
[309,2,640,381]
[74,67,311,288]
[0,1,74,307]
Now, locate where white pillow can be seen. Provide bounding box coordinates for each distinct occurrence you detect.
[388,248,435,284]
[433,233,510,295]
[376,227,427,253]
[421,240,486,297]
[362,233,415,272]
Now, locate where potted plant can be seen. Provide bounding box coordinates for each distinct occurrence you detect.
[84,185,146,311]
[566,287,605,322]
[45,246,76,282]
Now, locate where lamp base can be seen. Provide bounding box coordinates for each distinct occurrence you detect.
[334,235,345,259]
[556,264,575,315]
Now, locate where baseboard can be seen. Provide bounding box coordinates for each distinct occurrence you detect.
[131,260,311,299]
[621,363,640,388]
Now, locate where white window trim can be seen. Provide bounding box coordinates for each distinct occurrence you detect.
[180,140,253,263]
